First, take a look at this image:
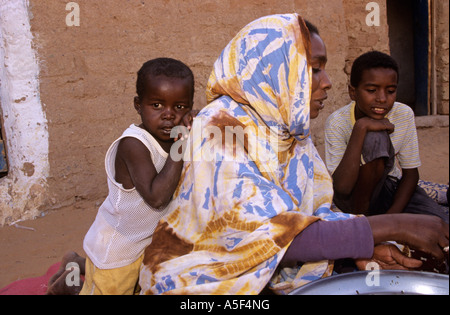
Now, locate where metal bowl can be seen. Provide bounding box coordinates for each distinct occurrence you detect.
[289,270,449,295]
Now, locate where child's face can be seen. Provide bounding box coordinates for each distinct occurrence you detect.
[135,75,193,150]
[349,67,398,120]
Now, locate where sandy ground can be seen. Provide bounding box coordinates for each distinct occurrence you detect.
[0,126,448,289]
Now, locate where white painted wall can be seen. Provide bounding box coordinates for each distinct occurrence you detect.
[0,0,49,226]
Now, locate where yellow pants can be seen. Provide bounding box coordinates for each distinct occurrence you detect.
[79,255,143,295]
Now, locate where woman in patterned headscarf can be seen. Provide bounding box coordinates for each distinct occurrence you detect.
[139,14,448,295]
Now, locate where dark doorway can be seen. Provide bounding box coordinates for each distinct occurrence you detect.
[0,100,7,178]
[387,0,430,116]
[0,122,7,178]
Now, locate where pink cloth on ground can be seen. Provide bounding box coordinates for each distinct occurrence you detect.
[0,262,61,295]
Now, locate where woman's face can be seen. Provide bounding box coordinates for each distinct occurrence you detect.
[309,33,332,119]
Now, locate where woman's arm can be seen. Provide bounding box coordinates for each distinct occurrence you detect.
[281,217,374,265]
[282,213,449,266]
[367,213,449,259]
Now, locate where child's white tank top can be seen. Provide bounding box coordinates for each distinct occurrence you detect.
[83,124,170,269]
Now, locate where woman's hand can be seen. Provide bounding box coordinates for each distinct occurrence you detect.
[355,243,423,271]
[367,214,449,260]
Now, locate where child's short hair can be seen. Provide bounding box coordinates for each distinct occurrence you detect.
[350,51,399,87]
[136,58,194,100]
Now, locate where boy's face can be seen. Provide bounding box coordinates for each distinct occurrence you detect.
[349,67,398,120]
[134,75,193,150]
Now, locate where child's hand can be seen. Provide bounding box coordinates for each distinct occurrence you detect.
[180,109,200,129]
[355,243,423,271]
[357,117,395,134]
[173,110,199,142]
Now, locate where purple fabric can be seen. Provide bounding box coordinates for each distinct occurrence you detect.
[281,216,374,264]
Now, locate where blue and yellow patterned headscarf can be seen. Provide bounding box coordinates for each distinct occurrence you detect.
[140,13,353,295]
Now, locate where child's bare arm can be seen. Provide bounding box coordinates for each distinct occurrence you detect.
[332,117,394,196]
[115,137,184,210]
[386,168,419,214]
[332,120,367,196]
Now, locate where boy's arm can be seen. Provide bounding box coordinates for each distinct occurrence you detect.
[386,106,421,214]
[331,120,368,196]
[386,168,419,214]
[115,137,184,210]
[332,117,394,196]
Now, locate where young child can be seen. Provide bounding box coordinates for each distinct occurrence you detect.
[74,58,195,295]
[325,51,448,223]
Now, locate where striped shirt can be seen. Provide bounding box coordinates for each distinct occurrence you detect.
[324,101,421,180]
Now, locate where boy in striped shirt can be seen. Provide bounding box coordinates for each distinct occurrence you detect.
[325,51,448,223]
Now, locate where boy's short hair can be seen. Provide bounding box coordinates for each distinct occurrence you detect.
[350,51,399,87]
[136,58,195,100]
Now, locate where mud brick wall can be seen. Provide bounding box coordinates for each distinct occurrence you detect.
[435,0,449,114]
[2,0,447,225]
